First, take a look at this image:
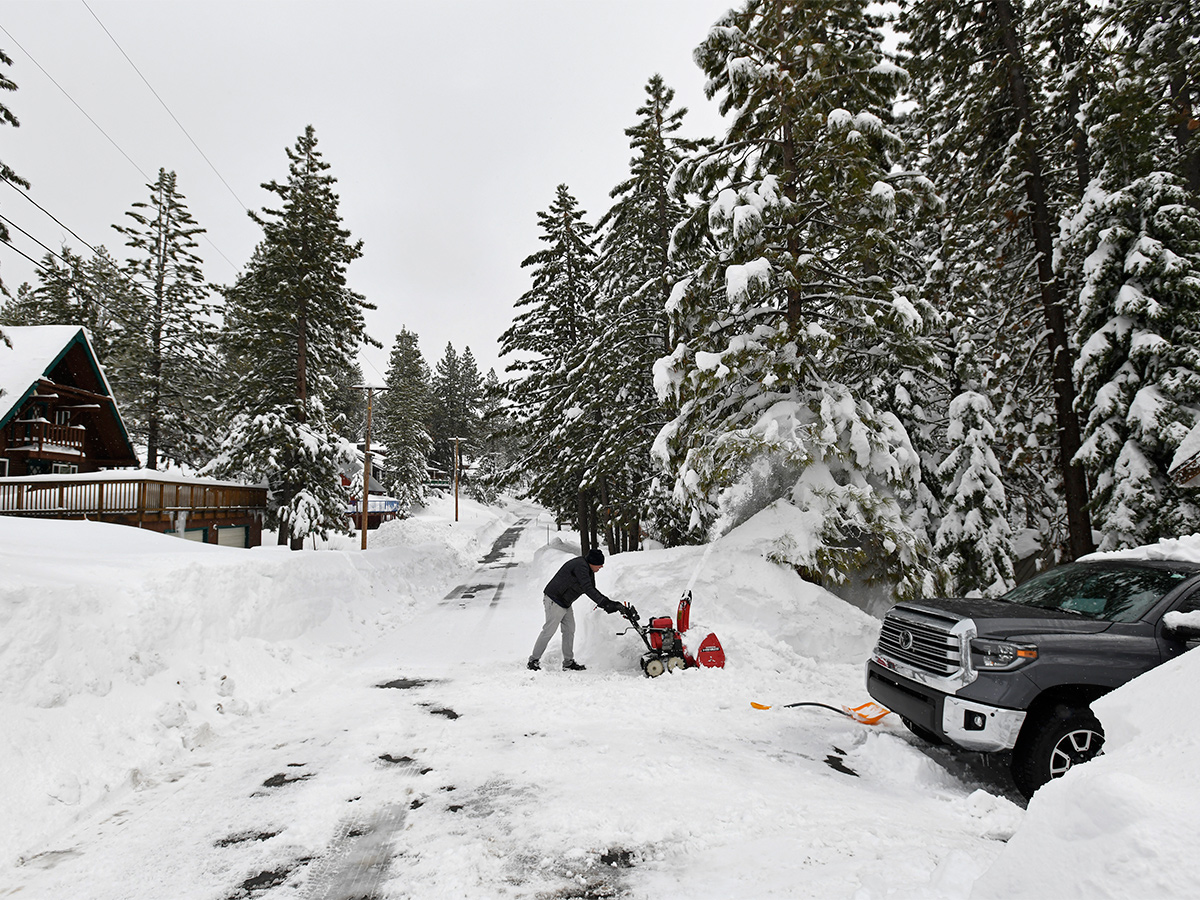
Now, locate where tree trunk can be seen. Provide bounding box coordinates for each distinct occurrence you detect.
[1170,70,1200,203]
[600,475,618,555]
[577,488,591,556]
[995,0,1094,560]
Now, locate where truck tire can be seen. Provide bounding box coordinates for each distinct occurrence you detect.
[1010,706,1104,799]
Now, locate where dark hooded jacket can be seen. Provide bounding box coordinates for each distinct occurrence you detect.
[544,556,617,611]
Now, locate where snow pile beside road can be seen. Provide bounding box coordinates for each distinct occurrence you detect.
[971,534,1200,899]
[973,648,1200,899]
[0,497,516,864]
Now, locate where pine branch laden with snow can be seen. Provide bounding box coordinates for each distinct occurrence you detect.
[1068,174,1200,550]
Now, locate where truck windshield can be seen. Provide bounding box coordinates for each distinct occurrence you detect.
[1000,564,1193,622]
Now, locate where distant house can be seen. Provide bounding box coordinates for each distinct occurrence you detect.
[342,446,401,530]
[0,325,267,547]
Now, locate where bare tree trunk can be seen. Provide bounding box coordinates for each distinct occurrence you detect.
[600,475,618,555]
[996,0,1095,560]
[577,488,591,556]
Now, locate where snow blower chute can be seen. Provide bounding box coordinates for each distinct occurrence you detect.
[618,591,724,678]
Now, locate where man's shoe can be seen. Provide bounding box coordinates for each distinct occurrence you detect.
[527,659,541,671]
[562,660,587,671]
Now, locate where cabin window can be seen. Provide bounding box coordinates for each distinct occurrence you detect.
[0,458,7,477]
[55,409,72,425]
[51,462,78,475]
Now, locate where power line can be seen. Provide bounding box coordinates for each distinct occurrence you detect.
[0,22,150,182]
[0,20,239,273]
[1,177,203,335]
[80,0,251,215]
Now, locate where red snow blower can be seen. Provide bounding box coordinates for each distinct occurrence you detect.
[618,591,725,678]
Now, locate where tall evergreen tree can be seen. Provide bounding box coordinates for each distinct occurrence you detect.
[899,0,1095,559]
[574,74,704,551]
[110,169,215,469]
[378,328,434,509]
[656,0,937,599]
[0,48,28,310]
[210,126,373,548]
[498,185,600,546]
[1067,175,1200,548]
[427,342,482,474]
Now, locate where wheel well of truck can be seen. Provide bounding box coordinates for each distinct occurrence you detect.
[1025,685,1110,721]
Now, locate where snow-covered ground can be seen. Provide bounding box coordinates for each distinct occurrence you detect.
[1,496,1197,898]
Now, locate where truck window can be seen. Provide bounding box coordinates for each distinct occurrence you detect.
[1001,564,1191,623]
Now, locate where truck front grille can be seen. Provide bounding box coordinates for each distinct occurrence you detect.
[878,610,962,677]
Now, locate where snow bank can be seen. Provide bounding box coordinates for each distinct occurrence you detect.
[0,495,516,864]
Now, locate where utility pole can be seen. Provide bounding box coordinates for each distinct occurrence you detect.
[449,436,469,522]
[356,385,387,549]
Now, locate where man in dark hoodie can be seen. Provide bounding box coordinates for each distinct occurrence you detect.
[528,547,627,671]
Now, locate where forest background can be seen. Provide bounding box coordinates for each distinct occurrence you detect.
[2,0,1198,600]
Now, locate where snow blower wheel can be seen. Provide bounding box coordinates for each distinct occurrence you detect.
[643,656,666,678]
[667,656,686,673]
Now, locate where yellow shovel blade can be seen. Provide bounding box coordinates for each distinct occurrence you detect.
[750,702,772,710]
[843,702,891,725]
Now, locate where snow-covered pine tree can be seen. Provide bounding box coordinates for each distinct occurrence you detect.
[899,0,1095,560]
[469,368,511,505]
[210,126,372,548]
[378,328,433,509]
[499,185,601,546]
[577,74,704,552]
[427,343,482,476]
[1067,174,1200,548]
[110,169,215,469]
[1111,0,1199,199]
[935,383,1017,597]
[656,0,936,599]
[0,47,28,310]
[0,245,124,361]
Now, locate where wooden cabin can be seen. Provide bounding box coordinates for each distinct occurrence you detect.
[0,325,138,476]
[0,325,267,546]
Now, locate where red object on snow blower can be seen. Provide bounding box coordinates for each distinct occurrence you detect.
[618,591,724,677]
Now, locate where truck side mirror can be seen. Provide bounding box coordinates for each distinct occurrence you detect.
[1163,611,1200,643]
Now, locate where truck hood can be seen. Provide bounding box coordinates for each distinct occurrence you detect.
[898,597,1113,638]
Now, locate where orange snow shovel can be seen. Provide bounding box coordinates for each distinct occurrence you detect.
[750,700,891,725]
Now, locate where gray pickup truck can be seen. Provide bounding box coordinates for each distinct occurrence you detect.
[866,558,1200,798]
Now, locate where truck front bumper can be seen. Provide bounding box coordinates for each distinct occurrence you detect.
[867,660,1026,752]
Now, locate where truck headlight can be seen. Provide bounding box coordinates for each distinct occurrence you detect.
[970,638,1038,670]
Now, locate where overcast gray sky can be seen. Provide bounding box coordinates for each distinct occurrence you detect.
[0,1,734,383]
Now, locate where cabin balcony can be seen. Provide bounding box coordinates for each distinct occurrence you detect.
[4,419,87,458]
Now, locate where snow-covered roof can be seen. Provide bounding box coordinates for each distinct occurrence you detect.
[0,325,112,425]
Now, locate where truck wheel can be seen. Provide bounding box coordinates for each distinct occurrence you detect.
[1010,706,1104,799]
[900,717,944,746]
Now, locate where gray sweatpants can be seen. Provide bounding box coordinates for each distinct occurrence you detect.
[530,595,575,662]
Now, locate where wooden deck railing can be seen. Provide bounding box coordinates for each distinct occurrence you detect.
[4,420,86,453]
[0,477,267,521]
